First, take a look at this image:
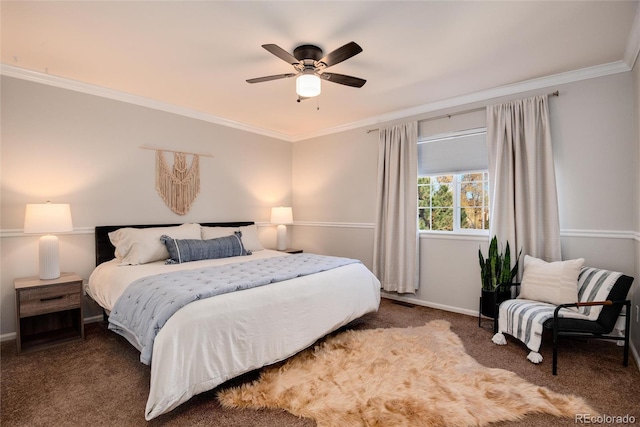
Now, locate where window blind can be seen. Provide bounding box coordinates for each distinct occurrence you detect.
[418,128,487,175]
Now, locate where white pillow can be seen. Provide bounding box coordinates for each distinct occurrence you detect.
[517,255,584,306]
[201,224,264,252]
[109,223,201,265]
[200,226,236,240]
[238,225,264,251]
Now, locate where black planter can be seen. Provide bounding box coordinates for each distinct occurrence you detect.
[480,286,512,319]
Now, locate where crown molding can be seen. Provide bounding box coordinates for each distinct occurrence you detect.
[1,59,632,143]
[0,64,294,142]
[291,60,632,142]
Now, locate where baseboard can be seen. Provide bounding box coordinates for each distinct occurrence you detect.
[84,314,104,324]
[0,332,16,343]
[0,314,105,343]
[381,293,478,317]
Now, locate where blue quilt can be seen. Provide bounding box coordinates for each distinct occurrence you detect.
[108,254,361,364]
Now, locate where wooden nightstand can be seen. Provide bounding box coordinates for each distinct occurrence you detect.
[14,272,84,354]
[281,248,303,254]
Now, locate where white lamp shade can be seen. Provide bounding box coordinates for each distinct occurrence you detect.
[24,203,73,234]
[271,206,293,225]
[296,74,321,97]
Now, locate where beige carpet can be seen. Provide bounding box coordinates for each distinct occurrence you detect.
[218,320,595,427]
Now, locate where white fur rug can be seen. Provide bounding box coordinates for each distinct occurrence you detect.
[217,320,595,427]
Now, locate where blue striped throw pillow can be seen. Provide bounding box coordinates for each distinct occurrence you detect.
[160,231,250,264]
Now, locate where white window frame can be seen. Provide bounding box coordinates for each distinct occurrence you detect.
[418,170,490,236]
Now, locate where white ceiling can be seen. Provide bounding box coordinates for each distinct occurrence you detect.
[2,1,639,141]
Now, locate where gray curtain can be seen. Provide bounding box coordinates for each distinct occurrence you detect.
[373,122,419,293]
[487,95,561,262]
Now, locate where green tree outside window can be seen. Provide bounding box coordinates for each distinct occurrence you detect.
[418,172,489,232]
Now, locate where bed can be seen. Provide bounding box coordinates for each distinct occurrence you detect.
[86,221,381,420]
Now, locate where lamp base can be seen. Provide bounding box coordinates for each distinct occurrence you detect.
[276,224,287,251]
[39,235,61,280]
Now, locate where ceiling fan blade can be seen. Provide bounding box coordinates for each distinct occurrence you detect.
[318,42,363,68]
[319,72,366,88]
[246,73,297,84]
[262,44,300,65]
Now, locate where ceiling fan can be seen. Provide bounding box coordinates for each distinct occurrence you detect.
[246,42,366,100]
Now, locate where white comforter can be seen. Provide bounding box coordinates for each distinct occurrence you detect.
[87,250,381,420]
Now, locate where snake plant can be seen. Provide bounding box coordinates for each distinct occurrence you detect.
[479,236,521,291]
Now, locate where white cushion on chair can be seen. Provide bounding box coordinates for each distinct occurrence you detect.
[517,255,584,306]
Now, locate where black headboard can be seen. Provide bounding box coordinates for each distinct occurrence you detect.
[94,222,255,266]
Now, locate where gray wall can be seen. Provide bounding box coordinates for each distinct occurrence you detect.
[292,72,639,351]
[1,70,638,362]
[1,76,292,335]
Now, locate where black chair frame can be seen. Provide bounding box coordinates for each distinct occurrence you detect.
[493,274,633,376]
[551,299,631,376]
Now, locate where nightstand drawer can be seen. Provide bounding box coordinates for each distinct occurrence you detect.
[19,283,82,317]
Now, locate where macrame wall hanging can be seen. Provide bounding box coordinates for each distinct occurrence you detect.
[155,150,200,215]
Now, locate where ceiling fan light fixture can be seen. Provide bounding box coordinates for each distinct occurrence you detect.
[296,74,321,97]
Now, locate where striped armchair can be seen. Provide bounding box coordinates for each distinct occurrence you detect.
[492,266,634,375]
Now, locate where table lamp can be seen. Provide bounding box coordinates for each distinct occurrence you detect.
[271,206,293,251]
[24,202,73,280]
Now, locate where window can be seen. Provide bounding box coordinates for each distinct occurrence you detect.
[417,127,490,233]
[418,171,490,232]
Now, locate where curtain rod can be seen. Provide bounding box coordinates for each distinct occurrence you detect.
[366,90,559,134]
[139,146,214,158]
